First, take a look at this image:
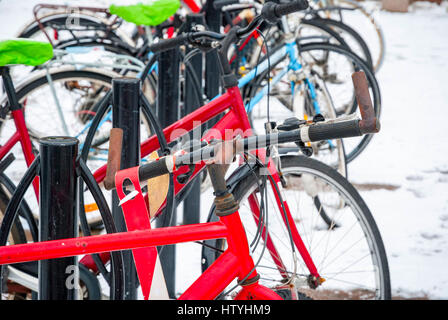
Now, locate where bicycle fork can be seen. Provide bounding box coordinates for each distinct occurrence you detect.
[180,163,282,300]
[246,149,324,289]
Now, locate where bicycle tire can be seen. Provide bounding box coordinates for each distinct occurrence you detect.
[0,158,120,300]
[296,42,381,163]
[2,68,155,142]
[303,17,374,71]
[327,0,386,72]
[202,155,391,300]
[0,68,156,229]
[0,184,27,247]
[246,67,347,177]
[0,172,37,242]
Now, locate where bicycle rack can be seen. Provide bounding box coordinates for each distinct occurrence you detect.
[39,137,78,299]
[0,141,124,300]
[111,78,141,299]
[182,13,205,226]
[204,0,222,102]
[156,46,180,299]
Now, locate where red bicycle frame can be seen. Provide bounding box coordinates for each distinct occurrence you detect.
[0,77,321,298]
[1,1,322,295]
[0,38,319,287]
[92,86,320,279]
[0,105,39,198]
[0,165,281,300]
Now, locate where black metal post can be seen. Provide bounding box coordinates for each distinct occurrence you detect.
[38,136,79,300]
[156,48,180,298]
[183,13,205,225]
[205,0,222,101]
[111,77,141,300]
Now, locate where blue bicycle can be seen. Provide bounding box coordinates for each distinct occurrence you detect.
[231,19,381,169]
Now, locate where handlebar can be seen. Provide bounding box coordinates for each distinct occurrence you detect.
[261,0,309,24]
[352,71,380,134]
[105,70,379,191]
[148,33,191,54]
[148,0,309,54]
[303,71,380,142]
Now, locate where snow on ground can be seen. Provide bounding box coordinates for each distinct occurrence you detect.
[348,1,448,299]
[0,0,447,299]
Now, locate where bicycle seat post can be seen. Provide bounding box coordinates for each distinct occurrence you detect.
[0,67,21,111]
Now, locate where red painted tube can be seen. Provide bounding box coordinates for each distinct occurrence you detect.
[0,222,227,265]
[0,131,20,160]
[179,250,239,300]
[79,252,110,273]
[183,0,201,13]
[220,213,258,281]
[248,194,289,278]
[12,109,39,196]
[93,92,235,183]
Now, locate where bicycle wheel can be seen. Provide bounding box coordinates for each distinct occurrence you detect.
[0,175,103,300]
[323,0,386,73]
[0,68,155,227]
[2,68,151,138]
[10,13,136,80]
[296,42,381,163]
[245,41,347,176]
[202,155,391,300]
[300,18,374,71]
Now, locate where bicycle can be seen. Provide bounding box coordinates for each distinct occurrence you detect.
[0,81,387,300]
[14,0,185,47]
[14,0,199,54]
[8,0,380,169]
[0,0,390,299]
[225,12,381,165]
[0,1,381,254]
[1,0,378,249]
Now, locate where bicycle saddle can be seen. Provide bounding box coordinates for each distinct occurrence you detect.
[109,0,180,26]
[0,39,53,66]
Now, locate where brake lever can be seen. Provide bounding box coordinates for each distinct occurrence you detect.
[275,118,313,157]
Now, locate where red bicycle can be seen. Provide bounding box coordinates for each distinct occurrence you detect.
[0,99,383,300]
[0,0,390,300]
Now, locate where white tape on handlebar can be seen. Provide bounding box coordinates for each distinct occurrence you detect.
[165,155,175,173]
[300,126,310,143]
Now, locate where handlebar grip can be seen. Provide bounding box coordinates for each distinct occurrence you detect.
[138,157,173,181]
[149,33,190,53]
[351,71,380,134]
[274,0,310,16]
[261,0,309,24]
[306,120,362,142]
[104,128,123,191]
